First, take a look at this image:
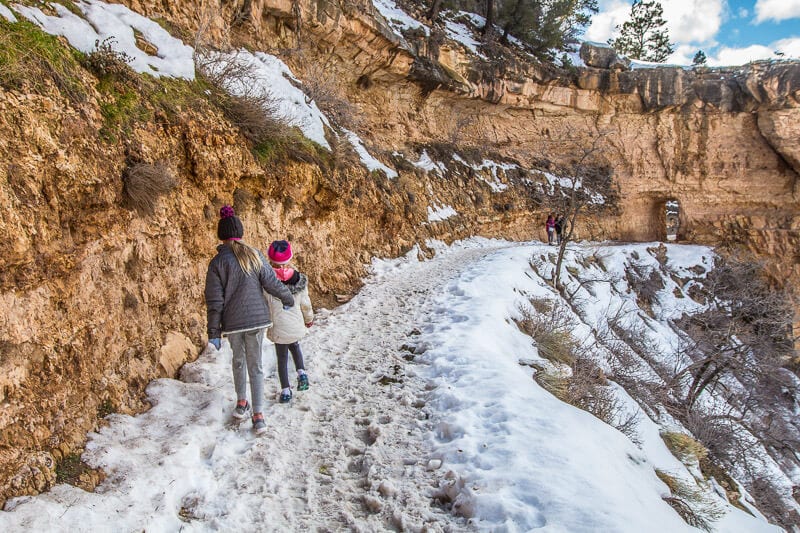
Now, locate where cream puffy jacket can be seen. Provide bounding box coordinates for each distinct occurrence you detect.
[265,271,314,345]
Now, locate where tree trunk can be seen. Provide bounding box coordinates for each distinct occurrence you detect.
[482,0,494,36]
[687,361,728,408]
[427,0,443,22]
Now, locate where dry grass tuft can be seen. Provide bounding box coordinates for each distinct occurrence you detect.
[661,431,708,464]
[656,470,723,532]
[122,161,177,216]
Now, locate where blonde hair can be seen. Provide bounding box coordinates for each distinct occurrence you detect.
[228,240,263,276]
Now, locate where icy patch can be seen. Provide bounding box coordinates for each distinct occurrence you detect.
[14,0,194,79]
[204,50,331,149]
[343,129,398,178]
[427,204,457,222]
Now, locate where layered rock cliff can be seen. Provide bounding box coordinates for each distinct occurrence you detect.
[1,0,798,506]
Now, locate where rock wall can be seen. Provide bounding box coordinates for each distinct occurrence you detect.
[1,0,798,505]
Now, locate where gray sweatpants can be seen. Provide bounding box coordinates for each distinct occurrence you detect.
[227,328,265,414]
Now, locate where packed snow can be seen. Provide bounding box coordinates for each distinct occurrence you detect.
[13,0,195,79]
[0,239,785,532]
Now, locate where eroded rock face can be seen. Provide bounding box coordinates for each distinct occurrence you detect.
[1,0,798,506]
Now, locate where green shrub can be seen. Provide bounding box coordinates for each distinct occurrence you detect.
[55,453,92,485]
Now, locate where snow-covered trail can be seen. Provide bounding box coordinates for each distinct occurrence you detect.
[1,241,503,532]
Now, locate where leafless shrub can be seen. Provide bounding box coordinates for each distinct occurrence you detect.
[672,255,794,409]
[83,37,135,83]
[220,92,288,145]
[300,62,361,130]
[682,411,741,468]
[606,311,674,385]
[748,478,800,531]
[195,48,290,145]
[122,161,177,216]
[625,261,665,318]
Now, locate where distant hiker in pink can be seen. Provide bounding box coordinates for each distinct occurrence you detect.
[265,240,314,404]
[204,206,294,435]
[546,213,556,245]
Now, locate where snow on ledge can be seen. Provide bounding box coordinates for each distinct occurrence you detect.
[344,129,398,179]
[13,0,195,79]
[453,154,513,192]
[427,203,457,222]
[414,150,448,175]
[444,18,484,58]
[0,3,17,22]
[204,50,331,150]
[371,0,429,36]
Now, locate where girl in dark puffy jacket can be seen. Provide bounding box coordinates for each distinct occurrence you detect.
[204,206,294,435]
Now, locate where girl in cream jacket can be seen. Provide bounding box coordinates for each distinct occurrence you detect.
[265,240,314,403]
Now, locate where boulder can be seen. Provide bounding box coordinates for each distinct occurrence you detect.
[580,42,630,70]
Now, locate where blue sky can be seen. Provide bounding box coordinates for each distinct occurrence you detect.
[585,0,800,65]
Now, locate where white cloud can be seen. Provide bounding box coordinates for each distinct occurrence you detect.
[667,36,800,66]
[667,43,705,65]
[773,36,800,56]
[738,7,749,18]
[702,36,800,65]
[584,0,630,42]
[587,0,724,46]
[661,0,724,43]
[755,0,800,23]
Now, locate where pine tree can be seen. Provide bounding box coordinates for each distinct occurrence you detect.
[609,0,673,63]
[497,0,598,60]
[692,50,707,66]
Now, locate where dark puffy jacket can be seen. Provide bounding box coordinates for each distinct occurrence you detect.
[205,244,294,338]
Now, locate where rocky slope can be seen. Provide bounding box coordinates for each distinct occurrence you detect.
[1,0,798,507]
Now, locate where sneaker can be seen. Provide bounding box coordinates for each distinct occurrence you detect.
[279,389,292,403]
[297,374,309,391]
[232,400,250,419]
[252,414,267,435]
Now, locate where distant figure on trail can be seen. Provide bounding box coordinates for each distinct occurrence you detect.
[555,213,565,245]
[546,213,556,245]
[204,206,294,435]
[265,240,314,404]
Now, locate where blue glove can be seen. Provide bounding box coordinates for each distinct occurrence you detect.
[209,338,221,350]
[283,304,292,310]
